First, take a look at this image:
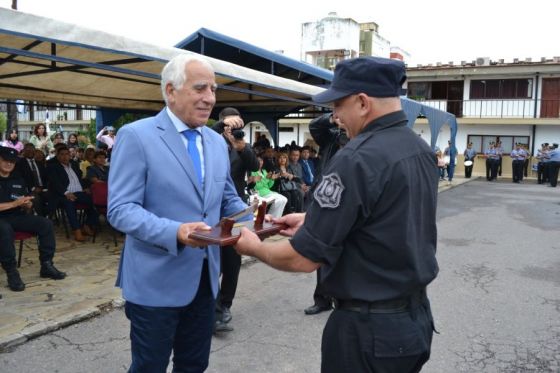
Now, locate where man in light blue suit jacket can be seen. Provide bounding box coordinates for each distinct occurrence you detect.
[108,54,249,373]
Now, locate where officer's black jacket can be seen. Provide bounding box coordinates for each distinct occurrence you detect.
[291,110,439,302]
[0,174,29,217]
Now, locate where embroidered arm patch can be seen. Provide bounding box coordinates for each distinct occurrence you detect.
[313,173,345,208]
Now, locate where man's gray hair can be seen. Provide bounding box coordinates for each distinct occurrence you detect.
[160,54,214,105]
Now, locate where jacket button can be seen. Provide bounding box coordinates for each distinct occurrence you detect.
[203,213,207,218]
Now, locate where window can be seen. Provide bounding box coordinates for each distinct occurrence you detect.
[470,79,532,99]
[467,135,530,154]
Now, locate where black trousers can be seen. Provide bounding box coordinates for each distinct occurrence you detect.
[485,159,491,180]
[125,260,215,373]
[464,161,474,178]
[487,159,499,180]
[312,268,331,308]
[497,157,503,176]
[61,192,99,230]
[321,297,434,373]
[512,160,524,182]
[218,245,241,309]
[0,214,56,268]
[537,162,549,184]
[549,161,560,187]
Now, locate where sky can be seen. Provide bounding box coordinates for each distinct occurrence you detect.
[0,0,557,66]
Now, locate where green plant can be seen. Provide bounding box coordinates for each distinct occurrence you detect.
[0,112,6,138]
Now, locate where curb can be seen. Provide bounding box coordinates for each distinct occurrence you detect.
[0,256,258,351]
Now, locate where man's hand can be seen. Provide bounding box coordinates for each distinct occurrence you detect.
[65,193,77,201]
[177,222,212,247]
[223,115,244,129]
[272,213,305,237]
[234,227,262,256]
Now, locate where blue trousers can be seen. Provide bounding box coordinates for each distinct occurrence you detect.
[125,260,215,373]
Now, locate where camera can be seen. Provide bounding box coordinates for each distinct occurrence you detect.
[232,129,245,139]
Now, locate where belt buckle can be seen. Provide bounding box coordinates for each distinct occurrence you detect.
[332,298,340,309]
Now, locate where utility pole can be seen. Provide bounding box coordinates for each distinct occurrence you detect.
[6,0,19,135]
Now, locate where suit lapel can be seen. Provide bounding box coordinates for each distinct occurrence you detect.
[157,110,203,199]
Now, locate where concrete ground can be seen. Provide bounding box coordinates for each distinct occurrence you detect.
[2,175,559,372]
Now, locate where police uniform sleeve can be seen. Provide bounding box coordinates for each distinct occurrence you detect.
[290,150,375,265]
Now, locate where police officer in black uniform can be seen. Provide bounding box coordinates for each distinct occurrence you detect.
[0,146,66,292]
[234,57,438,373]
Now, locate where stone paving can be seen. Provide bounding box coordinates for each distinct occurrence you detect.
[0,176,479,351]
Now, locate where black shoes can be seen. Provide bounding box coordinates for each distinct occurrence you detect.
[222,306,232,323]
[304,304,332,315]
[213,305,233,334]
[40,261,66,280]
[7,269,25,292]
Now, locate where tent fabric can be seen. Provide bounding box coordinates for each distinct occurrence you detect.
[401,96,458,150]
[0,8,323,115]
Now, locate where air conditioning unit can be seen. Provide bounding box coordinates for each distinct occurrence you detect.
[475,57,490,66]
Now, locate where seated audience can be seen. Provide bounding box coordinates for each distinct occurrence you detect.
[0,146,66,292]
[2,129,23,154]
[273,153,303,214]
[47,145,99,242]
[15,143,49,216]
[249,157,287,218]
[86,151,109,183]
[29,123,53,156]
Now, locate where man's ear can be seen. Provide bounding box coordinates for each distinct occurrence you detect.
[165,83,175,103]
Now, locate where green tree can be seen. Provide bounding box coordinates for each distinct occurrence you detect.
[0,112,7,139]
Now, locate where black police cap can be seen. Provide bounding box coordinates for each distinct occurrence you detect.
[0,146,18,162]
[313,57,406,103]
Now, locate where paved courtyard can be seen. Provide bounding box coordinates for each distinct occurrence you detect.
[1,177,559,372]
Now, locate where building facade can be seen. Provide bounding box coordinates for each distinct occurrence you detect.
[406,57,560,176]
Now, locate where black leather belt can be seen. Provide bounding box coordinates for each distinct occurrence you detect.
[333,291,425,314]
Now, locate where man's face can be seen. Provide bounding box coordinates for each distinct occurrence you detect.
[332,95,361,139]
[57,150,71,165]
[23,145,35,158]
[93,155,106,166]
[166,61,217,127]
[289,150,300,163]
[69,147,77,158]
[301,149,310,160]
[0,157,15,175]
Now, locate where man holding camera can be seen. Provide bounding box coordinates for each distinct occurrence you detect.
[212,107,259,332]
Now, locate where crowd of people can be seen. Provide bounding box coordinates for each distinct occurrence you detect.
[0,124,115,296]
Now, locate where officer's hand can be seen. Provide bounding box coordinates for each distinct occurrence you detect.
[272,213,305,237]
[177,222,211,247]
[223,115,244,129]
[14,196,34,208]
[234,227,261,257]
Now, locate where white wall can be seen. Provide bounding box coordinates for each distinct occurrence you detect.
[301,17,359,54]
[534,125,560,155]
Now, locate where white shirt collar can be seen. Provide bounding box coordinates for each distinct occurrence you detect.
[166,107,203,135]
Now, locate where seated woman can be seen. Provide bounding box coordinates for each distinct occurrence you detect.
[249,156,287,218]
[86,151,109,183]
[29,123,53,156]
[273,152,303,213]
[2,129,24,154]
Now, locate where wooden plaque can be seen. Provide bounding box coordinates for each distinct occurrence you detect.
[189,201,286,246]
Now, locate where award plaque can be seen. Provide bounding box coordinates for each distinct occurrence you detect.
[189,201,286,246]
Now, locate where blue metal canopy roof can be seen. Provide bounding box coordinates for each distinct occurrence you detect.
[176,28,457,150]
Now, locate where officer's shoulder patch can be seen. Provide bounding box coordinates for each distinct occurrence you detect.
[313,173,345,209]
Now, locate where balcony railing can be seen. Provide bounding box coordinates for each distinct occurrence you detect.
[16,109,96,122]
[414,99,560,119]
